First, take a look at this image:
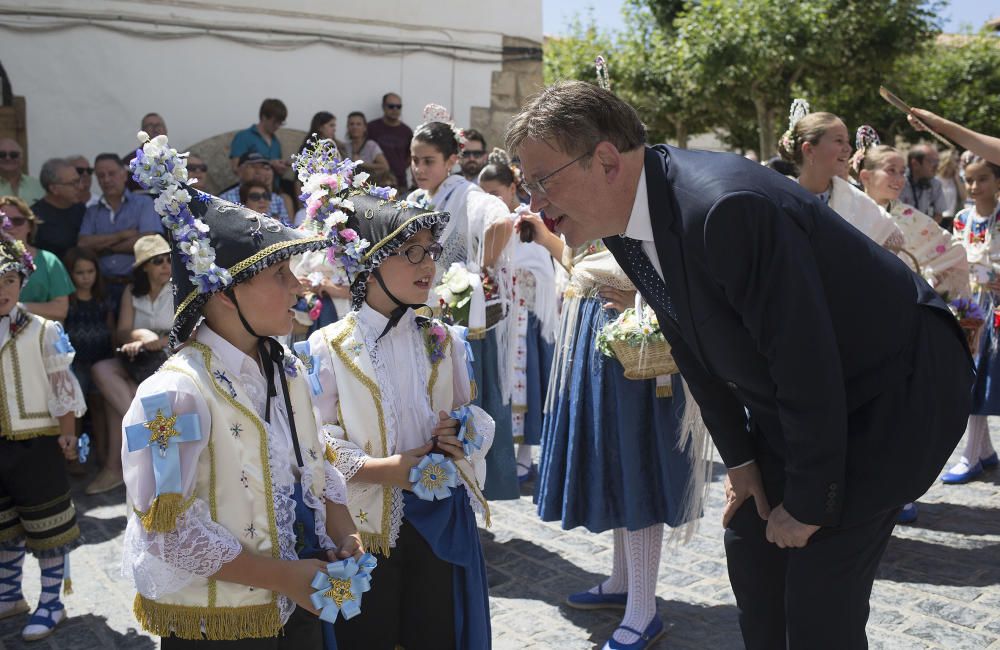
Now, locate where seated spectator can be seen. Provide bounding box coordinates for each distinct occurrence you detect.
[229,97,289,179]
[32,158,86,260]
[140,112,167,138]
[900,144,948,223]
[297,111,347,154]
[220,152,291,223]
[344,111,393,185]
[460,128,488,183]
[0,138,44,205]
[78,153,162,312]
[88,234,173,495]
[368,92,413,191]
[0,196,74,321]
[186,153,211,193]
[67,155,98,207]
[63,247,114,465]
[239,180,272,215]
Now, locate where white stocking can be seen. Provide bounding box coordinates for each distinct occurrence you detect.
[957,416,995,469]
[613,524,663,644]
[589,528,628,594]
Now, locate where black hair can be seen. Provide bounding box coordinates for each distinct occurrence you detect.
[382,93,400,106]
[299,111,336,153]
[478,148,518,186]
[464,128,486,150]
[64,247,106,304]
[131,264,152,297]
[347,111,367,123]
[413,122,460,159]
[95,152,124,168]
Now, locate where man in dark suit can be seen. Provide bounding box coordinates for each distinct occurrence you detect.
[506,81,974,648]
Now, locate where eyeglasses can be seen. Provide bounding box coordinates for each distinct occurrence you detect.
[3,217,28,227]
[0,151,21,160]
[188,164,208,172]
[149,255,170,266]
[385,103,402,110]
[520,151,591,198]
[397,242,442,264]
[246,191,271,202]
[461,150,487,159]
[75,166,94,176]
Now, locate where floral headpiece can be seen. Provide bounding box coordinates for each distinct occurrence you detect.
[292,136,400,287]
[0,215,35,280]
[419,104,467,152]
[779,98,811,153]
[130,131,232,293]
[595,55,611,91]
[851,125,881,174]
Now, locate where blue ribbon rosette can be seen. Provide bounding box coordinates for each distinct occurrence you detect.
[451,406,483,457]
[309,553,377,623]
[408,452,459,501]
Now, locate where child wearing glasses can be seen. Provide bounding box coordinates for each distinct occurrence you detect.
[300,137,495,648]
[86,234,175,496]
[408,104,520,502]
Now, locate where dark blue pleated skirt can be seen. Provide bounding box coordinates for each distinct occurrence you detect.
[519,312,555,446]
[971,304,1000,414]
[470,332,519,501]
[536,297,695,533]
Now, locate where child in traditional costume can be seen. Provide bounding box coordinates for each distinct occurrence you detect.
[943,152,1000,485]
[408,105,519,500]
[478,148,557,481]
[119,132,362,648]
[298,138,495,649]
[0,226,86,641]
[516,212,710,650]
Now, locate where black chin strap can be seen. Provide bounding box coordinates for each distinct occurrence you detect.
[372,268,426,340]
[226,288,304,468]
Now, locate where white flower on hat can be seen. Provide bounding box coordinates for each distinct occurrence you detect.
[352,171,370,187]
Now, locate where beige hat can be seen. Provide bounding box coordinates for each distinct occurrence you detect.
[132,233,172,269]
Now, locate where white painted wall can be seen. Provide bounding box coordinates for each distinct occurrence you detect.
[0,0,542,173]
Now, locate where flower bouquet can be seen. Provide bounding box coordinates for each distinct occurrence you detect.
[949,297,986,354]
[596,297,677,381]
[435,262,477,327]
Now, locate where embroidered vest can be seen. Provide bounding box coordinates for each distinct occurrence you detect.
[0,314,60,440]
[320,315,488,556]
[132,342,326,641]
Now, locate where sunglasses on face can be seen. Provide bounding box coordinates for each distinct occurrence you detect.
[385,103,402,110]
[397,242,443,264]
[0,151,21,160]
[3,217,28,227]
[149,255,170,266]
[188,164,208,172]
[461,150,486,159]
[246,191,271,202]
[75,166,94,176]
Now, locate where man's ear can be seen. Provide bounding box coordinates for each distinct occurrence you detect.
[594,141,623,184]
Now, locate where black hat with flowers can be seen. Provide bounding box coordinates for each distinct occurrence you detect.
[0,217,35,281]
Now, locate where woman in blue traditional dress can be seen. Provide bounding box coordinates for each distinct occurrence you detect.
[407,104,520,500]
[517,213,709,650]
[478,148,557,482]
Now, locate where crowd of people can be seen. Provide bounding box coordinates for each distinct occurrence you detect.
[0,74,996,650]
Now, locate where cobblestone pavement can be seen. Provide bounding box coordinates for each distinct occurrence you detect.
[2,429,997,649]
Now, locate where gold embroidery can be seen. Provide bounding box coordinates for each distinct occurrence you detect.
[133,595,282,641]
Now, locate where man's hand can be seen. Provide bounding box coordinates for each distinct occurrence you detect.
[722,461,771,527]
[765,504,820,549]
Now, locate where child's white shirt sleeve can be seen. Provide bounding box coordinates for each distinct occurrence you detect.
[120,371,242,600]
[41,321,87,418]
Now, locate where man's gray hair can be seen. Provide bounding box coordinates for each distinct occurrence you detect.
[505,80,647,158]
[39,158,74,191]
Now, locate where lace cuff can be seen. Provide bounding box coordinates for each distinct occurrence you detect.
[47,369,87,418]
[121,498,242,599]
[322,425,368,480]
[323,464,348,505]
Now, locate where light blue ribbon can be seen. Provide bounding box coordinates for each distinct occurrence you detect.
[308,553,377,623]
[53,324,75,355]
[293,341,323,395]
[124,392,202,496]
[453,325,476,383]
[451,405,482,457]
[77,433,90,464]
[408,452,458,501]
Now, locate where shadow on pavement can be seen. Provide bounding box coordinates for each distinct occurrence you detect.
[879,535,1000,587]
[0,613,154,649]
[904,502,1000,536]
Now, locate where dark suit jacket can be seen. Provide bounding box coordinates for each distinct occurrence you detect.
[605,145,973,526]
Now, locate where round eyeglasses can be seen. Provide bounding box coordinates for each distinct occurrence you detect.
[396,242,443,264]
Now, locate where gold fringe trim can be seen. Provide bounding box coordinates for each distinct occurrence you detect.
[324,444,338,464]
[133,595,282,641]
[134,493,196,533]
[511,405,528,414]
[360,531,392,558]
[63,578,72,596]
[512,435,524,444]
[0,427,61,441]
[469,380,478,402]
[656,384,674,398]
[466,327,486,341]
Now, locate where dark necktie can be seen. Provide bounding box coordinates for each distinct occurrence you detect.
[619,236,677,321]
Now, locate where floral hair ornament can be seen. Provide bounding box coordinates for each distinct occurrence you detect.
[851,125,882,174]
[0,215,36,280]
[420,103,467,152]
[779,98,812,153]
[309,553,377,623]
[595,55,611,91]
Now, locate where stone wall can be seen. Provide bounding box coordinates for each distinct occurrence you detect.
[470,36,544,153]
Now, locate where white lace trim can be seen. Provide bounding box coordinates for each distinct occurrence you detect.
[323,425,368,480]
[299,459,336,549]
[262,419,298,622]
[47,369,87,417]
[321,463,348,505]
[359,323,399,455]
[121,499,242,600]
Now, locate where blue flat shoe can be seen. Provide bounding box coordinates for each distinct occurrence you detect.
[565,584,627,610]
[981,452,999,469]
[602,617,665,650]
[941,460,984,484]
[897,502,918,524]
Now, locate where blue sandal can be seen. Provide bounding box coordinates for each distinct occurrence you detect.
[22,561,66,641]
[0,545,28,621]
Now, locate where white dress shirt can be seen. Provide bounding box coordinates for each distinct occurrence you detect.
[623,167,665,281]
